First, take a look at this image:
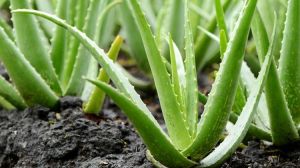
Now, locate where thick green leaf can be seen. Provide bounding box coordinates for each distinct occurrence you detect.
[195,0,231,71]
[0,76,26,109]
[215,0,228,40]
[279,0,300,126]
[126,0,192,149]
[81,0,121,99]
[240,62,270,131]
[62,0,88,87]
[0,28,59,108]
[50,0,69,79]
[66,0,102,95]
[184,0,198,138]
[0,96,15,110]
[35,0,55,37]
[84,36,123,115]
[10,0,62,95]
[119,1,150,73]
[0,17,14,41]
[168,35,186,114]
[183,0,258,160]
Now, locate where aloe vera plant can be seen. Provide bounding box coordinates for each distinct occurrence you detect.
[11,0,278,166]
[1,0,299,167]
[0,0,121,112]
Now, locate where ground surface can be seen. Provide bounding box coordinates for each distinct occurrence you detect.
[1,96,300,168]
[0,97,152,168]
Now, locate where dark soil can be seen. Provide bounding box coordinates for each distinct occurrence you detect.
[0,97,152,168]
[223,141,300,168]
[2,96,300,168]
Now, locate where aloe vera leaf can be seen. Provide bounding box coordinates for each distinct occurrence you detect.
[97,0,122,48]
[189,3,210,21]
[195,0,231,71]
[197,26,220,43]
[240,62,270,131]
[81,57,98,102]
[81,0,121,99]
[86,79,196,168]
[214,0,247,115]
[10,0,62,95]
[253,10,299,144]
[189,0,204,39]
[200,29,274,167]
[183,0,258,160]
[215,0,228,39]
[65,0,102,95]
[169,35,186,114]
[0,76,26,109]
[155,0,169,48]
[119,1,150,73]
[0,28,59,108]
[62,0,88,87]
[140,0,156,28]
[0,96,15,110]
[257,0,275,38]
[84,36,123,115]
[168,0,185,51]
[184,0,198,138]
[279,0,300,126]
[13,9,150,119]
[0,17,13,41]
[50,0,69,79]
[97,3,118,49]
[67,0,77,26]
[229,113,272,142]
[126,0,192,149]
[273,5,286,62]
[219,30,227,58]
[35,0,55,37]
[0,0,6,7]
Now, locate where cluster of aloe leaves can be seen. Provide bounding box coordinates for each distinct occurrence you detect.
[0,0,300,167]
[0,0,123,114]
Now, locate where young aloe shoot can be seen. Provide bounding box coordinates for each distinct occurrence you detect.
[84,36,123,115]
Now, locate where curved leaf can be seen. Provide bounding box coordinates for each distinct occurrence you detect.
[0,28,59,108]
[10,0,62,95]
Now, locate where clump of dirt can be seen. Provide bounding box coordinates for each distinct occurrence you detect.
[0,97,152,168]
